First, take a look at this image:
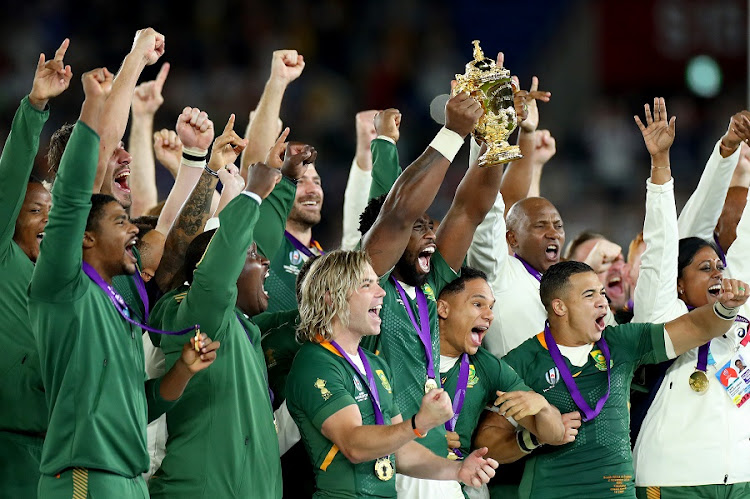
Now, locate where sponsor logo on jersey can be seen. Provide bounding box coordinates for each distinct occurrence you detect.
[315,378,332,401]
[283,264,302,275]
[422,284,436,302]
[467,364,479,387]
[376,370,392,393]
[590,349,613,371]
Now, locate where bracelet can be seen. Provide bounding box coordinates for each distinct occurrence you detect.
[204,164,219,178]
[650,164,670,170]
[516,428,543,454]
[182,146,208,169]
[411,414,427,438]
[429,127,465,162]
[714,301,739,321]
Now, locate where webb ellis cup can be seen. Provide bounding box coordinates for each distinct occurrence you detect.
[453,40,522,166]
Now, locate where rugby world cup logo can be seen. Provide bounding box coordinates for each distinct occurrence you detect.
[545,367,560,387]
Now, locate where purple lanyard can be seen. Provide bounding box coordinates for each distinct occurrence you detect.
[82,262,197,336]
[284,231,324,258]
[444,353,470,458]
[392,278,436,380]
[543,322,611,422]
[685,304,711,373]
[330,341,384,425]
[713,233,727,268]
[235,312,275,405]
[133,270,150,320]
[514,254,542,282]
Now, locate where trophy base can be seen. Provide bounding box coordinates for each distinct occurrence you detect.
[478,144,522,167]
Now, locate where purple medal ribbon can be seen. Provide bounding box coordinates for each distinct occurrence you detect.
[133,270,150,320]
[685,304,711,373]
[444,353,470,458]
[713,233,727,268]
[543,322,611,422]
[392,278,436,381]
[330,342,384,425]
[284,231,324,258]
[514,254,542,282]
[82,262,197,336]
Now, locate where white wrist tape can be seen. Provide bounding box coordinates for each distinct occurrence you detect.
[429,127,465,162]
[714,301,739,321]
[181,146,209,169]
[516,428,543,454]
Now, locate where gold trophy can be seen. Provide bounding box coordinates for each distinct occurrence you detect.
[453,40,521,167]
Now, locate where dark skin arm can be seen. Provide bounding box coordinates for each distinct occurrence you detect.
[363,93,482,276]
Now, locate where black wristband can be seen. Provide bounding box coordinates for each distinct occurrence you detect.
[204,164,219,178]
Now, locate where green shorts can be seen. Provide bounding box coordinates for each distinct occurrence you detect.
[38,467,148,499]
[0,430,44,499]
[636,483,750,499]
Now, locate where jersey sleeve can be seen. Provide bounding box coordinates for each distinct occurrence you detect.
[494,356,531,394]
[144,377,178,423]
[0,96,49,255]
[255,177,296,261]
[607,322,669,366]
[176,194,260,339]
[30,121,99,301]
[368,138,401,200]
[341,159,373,250]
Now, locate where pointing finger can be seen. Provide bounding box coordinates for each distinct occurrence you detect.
[154,62,170,93]
[54,38,70,61]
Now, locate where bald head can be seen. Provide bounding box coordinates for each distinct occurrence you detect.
[715,186,748,253]
[506,197,565,273]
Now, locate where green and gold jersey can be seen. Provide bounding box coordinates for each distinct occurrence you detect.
[0,96,49,436]
[257,308,301,406]
[503,322,669,499]
[440,347,530,457]
[287,341,400,499]
[148,195,282,499]
[362,250,458,457]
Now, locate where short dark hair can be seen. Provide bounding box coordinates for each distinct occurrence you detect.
[358,194,387,236]
[678,237,718,279]
[184,229,217,284]
[86,194,118,232]
[131,215,158,239]
[564,231,606,260]
[295,255,321,303]
[540,260,594,310]
[47,123,75,176]
[439,267,488,299]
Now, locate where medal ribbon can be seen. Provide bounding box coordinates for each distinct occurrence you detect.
[392,278,436,381]
[713,233,727,268]
[82,262,197,336]
[329,341,384,425]
[543,322,611,422]
[284,231,325,258]
[444,353,470,458]
[132,269,150,320]
[514,254,542,282]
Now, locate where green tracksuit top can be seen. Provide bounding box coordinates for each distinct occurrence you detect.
[148,194,283,499]
[0,96,49,436]
[29,121,175,478]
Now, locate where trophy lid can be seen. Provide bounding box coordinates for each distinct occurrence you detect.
[467,40,497,72]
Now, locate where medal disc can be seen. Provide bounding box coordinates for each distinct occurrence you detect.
[447,451,459,461]
[374,456,394,481]
[689,370,709,393]
[424,378,438,393]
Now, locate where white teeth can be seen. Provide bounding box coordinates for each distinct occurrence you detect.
[265,271,270,279]
[115,171,130,179]
[546,245,557,251]
[608,277,621,286]
[709,284,721,292]
[422,246,435,255]
[37,232,45,239]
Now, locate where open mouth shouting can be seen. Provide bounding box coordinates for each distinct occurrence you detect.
[368,303,383,327]
[708,283,722,298]
[418,245,436,274]
[114,168,131,194]
[126,238,138,264]
[37,231,45,244]
[594,311,607,333]
[263,269,270,298]
[470,325,488,347]
[545,243,560,262]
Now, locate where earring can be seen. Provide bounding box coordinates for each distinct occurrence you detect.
[678,289,684,295]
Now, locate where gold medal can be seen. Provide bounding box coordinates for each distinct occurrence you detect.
[424,378,438,393]
[194,329,202,352]
[689,370,709,393]
[274,416,279,434]
[447,451,459,461]
[374,456,394,481]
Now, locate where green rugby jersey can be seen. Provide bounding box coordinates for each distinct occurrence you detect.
[148,195,282,499]
[362,250,458,457]
[258,308,301,406]
[0,96,49,437]
[368,137,401,201]
[29,121,175,477]
[287,341,400,499]
[265,233,323,314]
[503,322,669,499]
[440,347,530,457]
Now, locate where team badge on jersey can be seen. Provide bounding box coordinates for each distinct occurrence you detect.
[315,379,332,400]
[353,376,363,392]
[545,367,560,387]
[289,250,303,266]
[376,370,392,393]
[590,349,613,371]
[467,364,479,387]
[422,284,436,302]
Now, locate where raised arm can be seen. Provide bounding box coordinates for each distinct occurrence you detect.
[368,109,402,200]
[128,62,170,217]
[665,278,749,356]
[31,68,112,298]
[0,39,70,249]
[725,187,750,280]
[240,50,304,179]
[632,97,684,323]
[341,110,378,250]
[676,111,748,240]
[176,160,279,335]
[362,94,482,276]
[94,28,164,193]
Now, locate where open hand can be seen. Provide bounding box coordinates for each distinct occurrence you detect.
[634,97,676,158]
[29,38,73,109]
[721,111,750,153]
[494,390,549,420]
[518,76,551,132]
[457,447,498,488]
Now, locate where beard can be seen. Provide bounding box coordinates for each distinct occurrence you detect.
[288,204,321,228]
[394,254,428,288]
